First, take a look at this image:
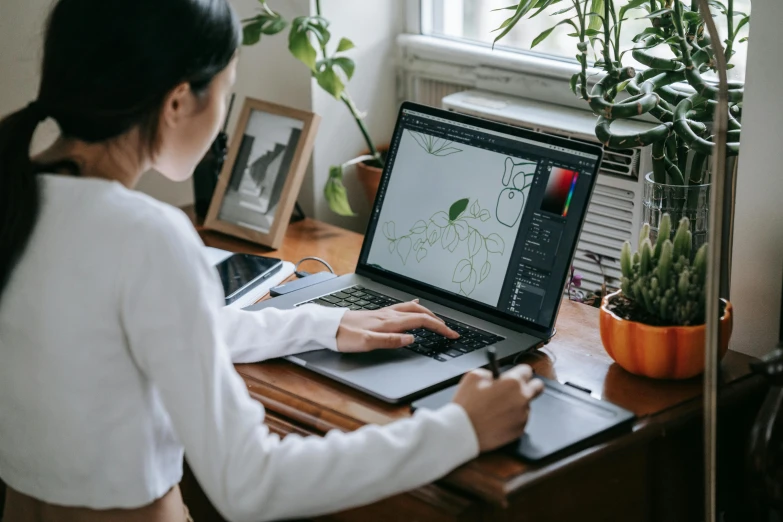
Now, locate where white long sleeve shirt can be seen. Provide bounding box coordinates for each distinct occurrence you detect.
[0,175,479,522]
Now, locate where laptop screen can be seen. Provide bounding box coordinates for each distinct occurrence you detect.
[359,104,601,332]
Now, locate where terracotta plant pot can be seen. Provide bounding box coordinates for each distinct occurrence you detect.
[599,290,733,380]
[355,145,388,204]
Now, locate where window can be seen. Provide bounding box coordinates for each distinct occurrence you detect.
[421,0,750,81]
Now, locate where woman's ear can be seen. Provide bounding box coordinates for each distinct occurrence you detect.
[160,82,195,130]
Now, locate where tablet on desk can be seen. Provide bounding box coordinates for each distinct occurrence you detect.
[216,254,283,306]
[412,373,635,462]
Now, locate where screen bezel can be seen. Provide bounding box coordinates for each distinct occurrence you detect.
[356,101,603,338]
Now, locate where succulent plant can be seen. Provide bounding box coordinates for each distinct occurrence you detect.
[620,214,707,326]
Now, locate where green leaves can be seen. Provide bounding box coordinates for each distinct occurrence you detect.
[682,10,702,25]
[324,165,355,216]
[492,0,537,46]
[640,8,672,19]
[570,72,580,95]
[287,17,357,100]
[449,198,470,221]
[530,0,564,18]
[619,0,648,21]
[314,56,356,99]
[242,5,288,46]
[531,18,578,48]
[632,27,665,43]
[289,29,317,70]
[289,16,331,71]
[336,37,355,52]
[736,15,750,35]
[587,0,605,35]
[551,4,575,16]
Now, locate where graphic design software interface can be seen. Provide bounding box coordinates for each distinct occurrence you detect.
[363,109,599,328]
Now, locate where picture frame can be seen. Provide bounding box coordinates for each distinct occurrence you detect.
[204,98,320,249]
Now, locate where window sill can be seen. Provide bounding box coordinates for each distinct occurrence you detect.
[397,33,688,124]
[398,33,596,83]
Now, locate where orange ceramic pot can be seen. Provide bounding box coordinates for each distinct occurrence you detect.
[355,145,389,204]
[599,290,733,380]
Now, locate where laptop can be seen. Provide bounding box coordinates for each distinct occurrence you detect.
[248,102,603,403]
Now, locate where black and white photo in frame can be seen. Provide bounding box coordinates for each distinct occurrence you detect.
[205,98,320,249]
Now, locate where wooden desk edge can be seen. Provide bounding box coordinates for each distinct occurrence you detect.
[238,362,764,506]
[187,208,765,507]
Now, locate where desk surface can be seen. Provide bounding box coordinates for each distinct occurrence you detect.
[187,208,760,509]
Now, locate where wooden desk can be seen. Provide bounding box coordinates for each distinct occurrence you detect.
[183,209,766,522]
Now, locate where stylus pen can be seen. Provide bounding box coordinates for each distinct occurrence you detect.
[486,346,501,380]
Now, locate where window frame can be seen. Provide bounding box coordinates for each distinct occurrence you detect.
[402,0,706,118]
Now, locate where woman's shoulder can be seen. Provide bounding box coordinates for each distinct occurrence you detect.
[40,174,200,250]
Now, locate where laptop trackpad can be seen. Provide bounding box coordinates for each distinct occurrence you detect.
[411,376,634,462]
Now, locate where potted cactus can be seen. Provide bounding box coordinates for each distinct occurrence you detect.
[492,0,749,248]
[600,214,732,379]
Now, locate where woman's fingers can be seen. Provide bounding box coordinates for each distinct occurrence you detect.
[363,331,415,350]
[524,378,545,400]
[387,312,459,339]
[388,300,444,322]
[501,364,534,383]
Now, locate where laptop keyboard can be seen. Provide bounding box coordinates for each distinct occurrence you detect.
[299,285,505,362]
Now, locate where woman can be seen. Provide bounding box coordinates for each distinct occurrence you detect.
[0,1,543,521]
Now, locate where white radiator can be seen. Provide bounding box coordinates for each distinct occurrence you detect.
[438,90,655,293]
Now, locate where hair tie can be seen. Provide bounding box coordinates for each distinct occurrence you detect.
[26,101,47,123]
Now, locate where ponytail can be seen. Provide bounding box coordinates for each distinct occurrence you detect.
[0,102,48,300]
[0,0,240,301]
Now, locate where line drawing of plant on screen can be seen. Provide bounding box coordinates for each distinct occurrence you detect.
[383,198,505,297]
[407,130,463,157]
[496,157,536,228]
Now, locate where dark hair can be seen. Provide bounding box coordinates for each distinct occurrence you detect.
[0,0,240,299]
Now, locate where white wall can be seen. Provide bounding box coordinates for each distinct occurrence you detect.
[310,0,405,232]
[0,0,59,152]
[0,0,313,209]
[0,0,403,228]
[138,0,314,209]
[729,2,783,357]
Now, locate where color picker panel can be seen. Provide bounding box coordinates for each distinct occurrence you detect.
[541,167,579,217]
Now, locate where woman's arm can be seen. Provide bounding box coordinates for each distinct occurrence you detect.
[120,208,479,522]
[218,305,346,363]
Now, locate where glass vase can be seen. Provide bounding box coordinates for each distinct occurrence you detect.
[641,172,710,251]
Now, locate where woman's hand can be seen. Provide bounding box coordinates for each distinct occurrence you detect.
[336,300,459,353]
[452,365,544,452]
